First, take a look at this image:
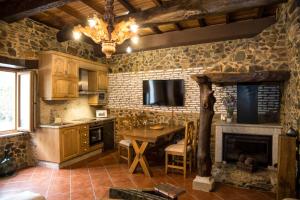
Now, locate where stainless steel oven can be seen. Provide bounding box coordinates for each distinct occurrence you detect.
[89,121,103,146]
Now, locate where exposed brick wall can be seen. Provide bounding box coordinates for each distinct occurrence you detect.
[108,69,282,118]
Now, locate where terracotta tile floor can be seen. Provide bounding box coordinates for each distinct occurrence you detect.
[0,151,276,200]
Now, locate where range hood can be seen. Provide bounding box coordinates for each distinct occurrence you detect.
[79,68,99,95]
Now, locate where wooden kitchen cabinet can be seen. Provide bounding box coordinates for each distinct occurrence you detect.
[39,51,79,100]
[79,124,89,154]
[97,71,108,90]
[33,124,102,164]
[39,51,108,100]
[60,126,80,162]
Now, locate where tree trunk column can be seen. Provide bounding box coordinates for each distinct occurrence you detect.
[192,75,216,192]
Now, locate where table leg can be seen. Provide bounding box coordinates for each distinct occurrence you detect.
[128,140,152,177]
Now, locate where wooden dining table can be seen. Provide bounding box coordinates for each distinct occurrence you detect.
[119,124,185,177]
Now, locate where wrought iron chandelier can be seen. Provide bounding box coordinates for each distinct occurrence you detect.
[72,0,139,58]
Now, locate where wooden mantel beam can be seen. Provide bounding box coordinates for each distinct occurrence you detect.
[116,0,286,26]
[0,0,77,22]
[191,71,291,84]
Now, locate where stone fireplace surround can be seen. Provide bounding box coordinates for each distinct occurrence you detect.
[215,122,282,166]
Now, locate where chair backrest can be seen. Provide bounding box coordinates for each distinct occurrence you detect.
[184,121,194,153]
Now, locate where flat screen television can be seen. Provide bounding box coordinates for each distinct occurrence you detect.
[143,79,184,106]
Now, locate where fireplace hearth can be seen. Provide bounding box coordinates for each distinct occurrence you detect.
[222,133,273,167]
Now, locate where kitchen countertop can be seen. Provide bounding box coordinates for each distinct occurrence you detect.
[39,117,116,129]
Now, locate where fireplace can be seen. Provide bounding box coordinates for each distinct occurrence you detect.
[215,122,281,166]
[222,133,272,167]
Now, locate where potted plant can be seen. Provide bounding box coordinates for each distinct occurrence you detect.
[222,93,236,123]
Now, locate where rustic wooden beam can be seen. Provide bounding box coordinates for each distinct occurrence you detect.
[117,16,276,53]
[198,18,207,27]
[256,7,265,18]
[116,0,285,26]
[225,14,231,24]
[80,0,104,15]
[191,75,215,177]
[174,22,183,30]
[151,0,163,6]
[151,26,162,34]
[0,0,77,22]
[56,25,98,46]
[59,4,86,21]
[117,0,137,13]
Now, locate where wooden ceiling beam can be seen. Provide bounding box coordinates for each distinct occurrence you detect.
[174,22,183,30]
[225,14,231,24]
[198,18,207,27]
[59,4,86,21]
[117,0,137,13]
[116,16,276,54]
[151,26,162,34]
[0,0,77,22]
[80,0,104,15]
[116,0,286,26]
[256,7,265,18]
[151,0,163,6]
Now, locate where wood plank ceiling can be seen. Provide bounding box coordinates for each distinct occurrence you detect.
[0,0,286,53]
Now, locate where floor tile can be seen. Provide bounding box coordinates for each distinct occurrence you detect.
[48,182,70,195]
[94,186,109,200]
[47,192,70,200]
[71,188,95,200]
[0,151,276,200]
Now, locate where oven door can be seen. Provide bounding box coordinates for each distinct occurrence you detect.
[89,126,103,146]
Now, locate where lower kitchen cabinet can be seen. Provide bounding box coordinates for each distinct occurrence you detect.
[33,124,100,164]
[60,126,80,162]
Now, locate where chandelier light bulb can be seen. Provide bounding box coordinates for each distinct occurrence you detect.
[131,35,139,44]
[88,18,96,28]
[130,24,139,33]
[126,46,132,53]
[73,31,82,40]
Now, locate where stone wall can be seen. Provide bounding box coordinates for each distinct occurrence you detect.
[0,133,36,170]
[104,11,288,146]
[0,18,99,61]
[280,0,300,131]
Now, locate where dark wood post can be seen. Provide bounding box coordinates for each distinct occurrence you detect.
[192,75,216,177]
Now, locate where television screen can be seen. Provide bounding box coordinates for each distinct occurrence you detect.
[143,79,184,106]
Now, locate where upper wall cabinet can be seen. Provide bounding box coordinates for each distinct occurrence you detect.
[52,56,78,79]
[39,51,107,100]
[98,71,108,90]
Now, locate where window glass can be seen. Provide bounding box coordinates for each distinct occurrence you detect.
[0,71,16,131]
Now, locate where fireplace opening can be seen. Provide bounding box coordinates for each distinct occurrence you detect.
[222,133,272,167]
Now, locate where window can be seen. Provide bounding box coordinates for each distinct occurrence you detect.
[0,71,16,132]
[0,70,35,133]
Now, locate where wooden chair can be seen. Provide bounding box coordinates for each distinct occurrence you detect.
[117,117,134,167]
[177,119,199,169]
[165,121,194,178]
